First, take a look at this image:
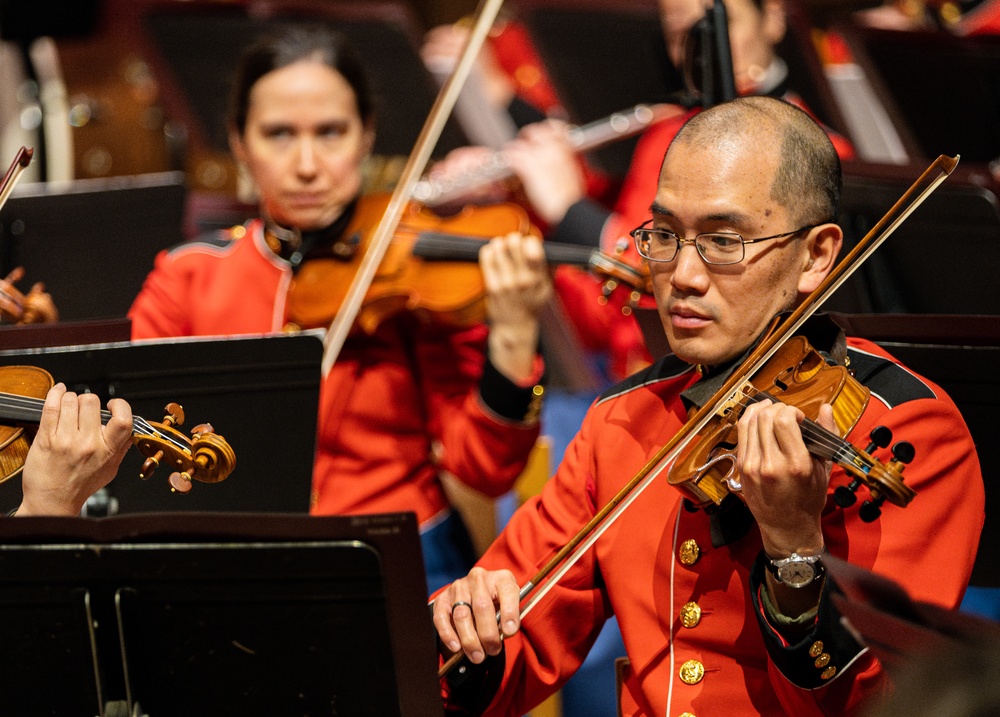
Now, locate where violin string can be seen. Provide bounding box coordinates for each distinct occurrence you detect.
[732,389,850,455]
[730,389,866,466]
[0,392,192,453]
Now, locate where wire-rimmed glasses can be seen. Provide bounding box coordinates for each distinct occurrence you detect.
[630,221,826,265]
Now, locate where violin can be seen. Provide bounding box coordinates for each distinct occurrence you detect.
[285,193,647,332]
[667,335,915,521]
[0,366,236,493]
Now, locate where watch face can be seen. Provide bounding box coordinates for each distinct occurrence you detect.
[777,560,817,588]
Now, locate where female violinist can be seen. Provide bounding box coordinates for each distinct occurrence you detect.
[128,26,553,592]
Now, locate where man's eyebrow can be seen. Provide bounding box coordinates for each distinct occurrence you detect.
[649,203,673,219]
[648,202,754,227]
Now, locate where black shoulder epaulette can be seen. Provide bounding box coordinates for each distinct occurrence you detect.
[596,353,694,405]
[165,228,240,256]
[846,347,937,408]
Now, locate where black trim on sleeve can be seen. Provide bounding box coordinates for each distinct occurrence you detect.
[479,355,537,422]
[443,650,506,716]
[597,352,692,404]
[750,551,867,688]
[548,199,611,248]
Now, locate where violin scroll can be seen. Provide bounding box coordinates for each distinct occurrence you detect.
[134,404,236,493]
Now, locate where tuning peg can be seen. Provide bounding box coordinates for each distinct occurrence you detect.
[891,441,915,465]
[139,449,164,480]
[169,471,194,494]
[834,481,860,507]
[859,496,885,523]
[835,426,892,507]
[161,402,185,428]
[866,425,892,453]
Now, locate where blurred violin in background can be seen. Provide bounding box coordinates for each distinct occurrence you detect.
[0,147,59,325]
[0,267,58,325]
[285,193,650,332]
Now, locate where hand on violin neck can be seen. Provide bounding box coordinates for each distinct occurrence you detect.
[18,384,133,517]
[481,233,552,383]
[736,399,834,560]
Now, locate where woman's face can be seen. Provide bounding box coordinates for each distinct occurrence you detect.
[230,59,374,231]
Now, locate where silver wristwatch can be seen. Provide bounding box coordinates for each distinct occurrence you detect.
[766,552,825,588]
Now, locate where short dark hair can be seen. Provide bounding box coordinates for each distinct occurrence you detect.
[229,25,373,135]
[668,95,841,225]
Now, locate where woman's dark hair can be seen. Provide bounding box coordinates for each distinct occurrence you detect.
[229,25,373,134]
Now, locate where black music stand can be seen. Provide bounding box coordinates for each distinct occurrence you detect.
[829,163,1000,315]
[0,512,443,717]
[0,173,187,322]
[0,333,323,515]
[834,25,1000,164]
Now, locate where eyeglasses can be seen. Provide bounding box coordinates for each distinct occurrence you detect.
[630,221,825,266]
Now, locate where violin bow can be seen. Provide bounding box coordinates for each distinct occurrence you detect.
[438,153,959,677]
[0,147,33,214]
[320,0,507,376]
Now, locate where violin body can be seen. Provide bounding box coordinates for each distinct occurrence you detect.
[0,366,52,483]
[668,337,871,507]
[287,194,538,332]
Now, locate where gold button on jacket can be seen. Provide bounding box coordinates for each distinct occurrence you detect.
[679,659,705,685]
[680,601,702,628]
[679,539,701,565]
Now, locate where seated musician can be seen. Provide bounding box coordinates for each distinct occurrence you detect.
[15,383,132,517]
[432,96,984,716]
[128,26,553,592]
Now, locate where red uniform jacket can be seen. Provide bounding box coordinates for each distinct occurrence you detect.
[442,333,984,716]
[129,217,542,526]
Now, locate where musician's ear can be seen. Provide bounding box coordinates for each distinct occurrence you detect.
[229,125,248,166]
[361,118,376,159]
[797,223,842,295]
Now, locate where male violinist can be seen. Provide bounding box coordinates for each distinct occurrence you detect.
[432,96,984,716]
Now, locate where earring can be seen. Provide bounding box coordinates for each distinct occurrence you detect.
[235,162,259,204]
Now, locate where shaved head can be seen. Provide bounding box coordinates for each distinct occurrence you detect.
[665,96,841,226]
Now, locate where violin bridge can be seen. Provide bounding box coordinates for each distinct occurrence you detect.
[717,380,755,418]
